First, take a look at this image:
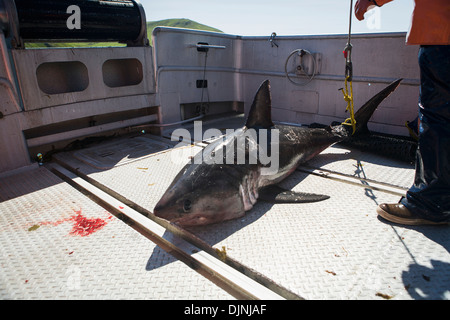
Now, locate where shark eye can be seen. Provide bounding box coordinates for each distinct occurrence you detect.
[183,199,192,212]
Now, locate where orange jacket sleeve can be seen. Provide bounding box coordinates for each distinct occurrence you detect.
[407,0,450,45]
[375,0,450,45]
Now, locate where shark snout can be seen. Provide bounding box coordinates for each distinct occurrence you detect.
[153,191,180,220]
[153,195,180,221]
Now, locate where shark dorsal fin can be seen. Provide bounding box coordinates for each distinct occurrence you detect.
[245,79,274,129]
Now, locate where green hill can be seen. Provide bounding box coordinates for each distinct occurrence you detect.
[147,18,223,34]
[25,18,222,48]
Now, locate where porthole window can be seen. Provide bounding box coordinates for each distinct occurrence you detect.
[36,61,89,95]
[102,58,143,88]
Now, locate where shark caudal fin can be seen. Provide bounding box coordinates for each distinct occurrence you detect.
[349,78,403,136]
[245,80,275,129]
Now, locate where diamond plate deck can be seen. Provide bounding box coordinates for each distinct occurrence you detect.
[300,145,415,190]
[0,167,233,300]
[73,135,173,169]
[52,130,450,300]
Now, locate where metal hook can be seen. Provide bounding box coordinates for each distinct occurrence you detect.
[269,32,279,48]
[343,43,353,81]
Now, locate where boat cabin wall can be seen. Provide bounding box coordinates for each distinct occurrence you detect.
[0,31,157,173]
[0,27,420,174]
[153,27,419,135]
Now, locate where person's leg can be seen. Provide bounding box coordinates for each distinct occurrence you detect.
[378,45,450,225]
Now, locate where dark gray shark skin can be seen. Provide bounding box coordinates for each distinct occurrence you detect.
[154,79,402,226]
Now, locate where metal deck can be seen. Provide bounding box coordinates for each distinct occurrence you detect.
[1,116,449,300]
[0,166,235,300]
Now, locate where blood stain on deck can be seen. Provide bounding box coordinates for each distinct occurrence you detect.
[31,209,113,237]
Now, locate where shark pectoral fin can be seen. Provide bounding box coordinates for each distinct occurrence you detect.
[259,185,330,204]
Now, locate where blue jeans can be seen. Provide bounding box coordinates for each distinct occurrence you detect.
[401,45,450,223]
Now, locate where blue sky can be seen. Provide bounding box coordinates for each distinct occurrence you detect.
[140,0,414,36]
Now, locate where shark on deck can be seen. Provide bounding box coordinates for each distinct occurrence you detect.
[154,79,402,226]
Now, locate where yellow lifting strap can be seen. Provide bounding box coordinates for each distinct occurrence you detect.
[341,0,356,135]
[341,75,356,134]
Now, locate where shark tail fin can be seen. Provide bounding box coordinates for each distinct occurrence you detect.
[349,78,403,136]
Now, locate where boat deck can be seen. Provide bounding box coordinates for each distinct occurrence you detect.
[1,115,449,300]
